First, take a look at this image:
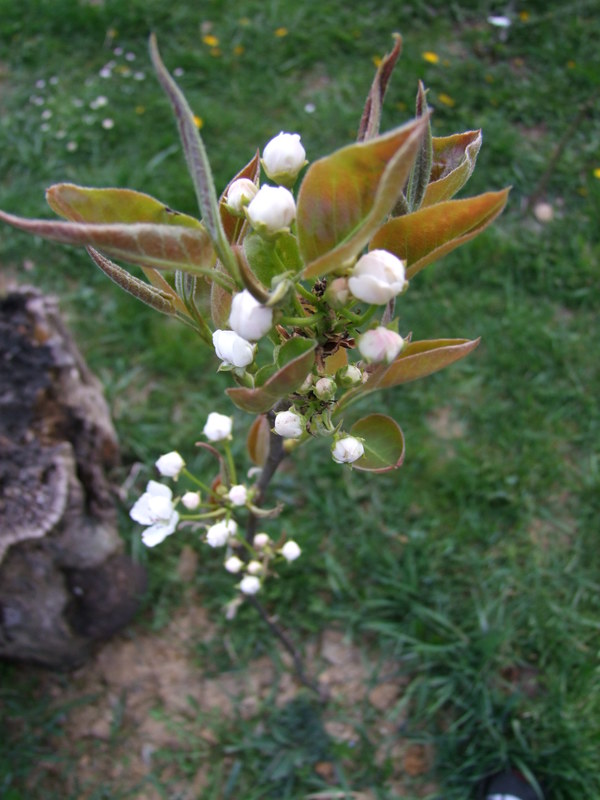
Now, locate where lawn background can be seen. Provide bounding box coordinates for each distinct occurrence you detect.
[0,1,599,798]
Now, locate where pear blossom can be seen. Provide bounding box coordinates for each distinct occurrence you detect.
[224,555,244,573]
[226,178,259,214]
[280,540,301,562]
[274,409,305,439]
[336,364,362,388]
[228,290,273,341]
[239,575,261,595]
[246,560,263,575]
[155,450,185,478]
[348,250,407,305]
[181,491,201,510]
[203,412,232,442]
[314,377,336,401]
[212,328,256,368]
[262,132,307,184]
[130,480,179,547]
[246,185,296,236]
[331,436,364,465]
[206,518,238,548]
[253,533,270,548]
[324,277,350,309]
[358,327,404,364]
[228,484,248,506]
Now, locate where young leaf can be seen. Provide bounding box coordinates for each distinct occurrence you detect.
[297,116,429,280]
[422,130,483,207]
[0,210,221,278]
[357,33,403,142]
[369,188,510,279]
[149,35,240,284]
[247,414,271,466]
[46,184,203,228]
[406,81,433,211]
[226,338,316,413]
[350,414,405,473]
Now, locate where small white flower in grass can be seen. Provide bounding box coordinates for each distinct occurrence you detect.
[304,103,316,114]
[262,132,307,184]
[114,46,124,56]
[246,560,263,575]
[66,141,78,153]
[226,178,259,215]
[488,15,511,27]
[203,412,232,442]
[35,79,46,89]
[133,71,146,81]
[155,451,185,479]
[358,327,404,364]
[181,491,201,510]
[99,66,112,78]
[49,76,59,85]
[213,329,255,368]
[274,409,305,439]
[246,185,296,237]
[280,540,301,562]
[348,250,407,305]
[206,519,238,548]
[125,51,136,61]
[239,575,261,595]
[228,290,273,341]
[102,118,115,130]
[173,67,185,77]
[130,480,179,547]
[331,436,364,465]
[225,555,244,574]
[253,533,270,548]
[90,95,108,109]
[41,109,52,120]
[228,484,248,506]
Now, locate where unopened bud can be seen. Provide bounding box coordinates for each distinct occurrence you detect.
[181,491,201,510]
[314,377,336,401]
[246,185,296,236]
[155,451,185,478]
[280,540,301,562]
[348,250,407,305]
[229,290,273,341]
[336,364,362,388]
[274,409,305,439]
[331,435,364,465]
[358,327,404,364]
[226,178,259,215]
[262,131,307,185]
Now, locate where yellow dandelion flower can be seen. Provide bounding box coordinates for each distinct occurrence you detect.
[567,60,576,69]
[422,51,439,64]
[239,17,251,26]
[233,44,245,56]
[519,10,530,21]
[107,27,118,39]
[193,115,203,129]
[274,27,288,37]
[593,168,600,179]
[203,34,219,47]
[135,105,145,115]
[439,93,455,107]
[372,55,383,68]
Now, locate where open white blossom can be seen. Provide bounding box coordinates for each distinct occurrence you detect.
[206,518,238,548]
[280,541,301,562]
[130,480,179,547]
[239,575,261,595]
[203,412,232,442]
[155,451,185,478]
[331,436,364,465]
[228,290,273,341]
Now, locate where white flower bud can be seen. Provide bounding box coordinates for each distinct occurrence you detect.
[331,435,364,465]
[228,484,248,506]
[212,329,256,368]
[246,560,263,575]
[226,178,258,214]
[348,250,407,305]
[253,532,270,548]
[206,518,238,548]
[155,451,185,478]
[239,575,261,595]
[246,185,296,236]
[181,491,201,510]
[274,409,305,439]
[336,365,362,388]
[280,540,301,562]
[358,327,404,364]
[262,131,307,184]
[224,555,244,574]
[228,290,273,341]
[314,377,336,401]
[203,412,233,442]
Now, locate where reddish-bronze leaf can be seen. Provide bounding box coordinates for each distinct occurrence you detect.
[422,130,482,207]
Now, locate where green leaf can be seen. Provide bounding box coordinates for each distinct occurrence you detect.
[422,130,482,207]
[350,413,405,472]
[0,209,220,277]
[226,338,316,413]
[297,116,429,280]
[46,184,203,228]
[369,188,510,279]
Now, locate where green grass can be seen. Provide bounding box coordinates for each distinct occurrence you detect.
[1,0,599,798]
